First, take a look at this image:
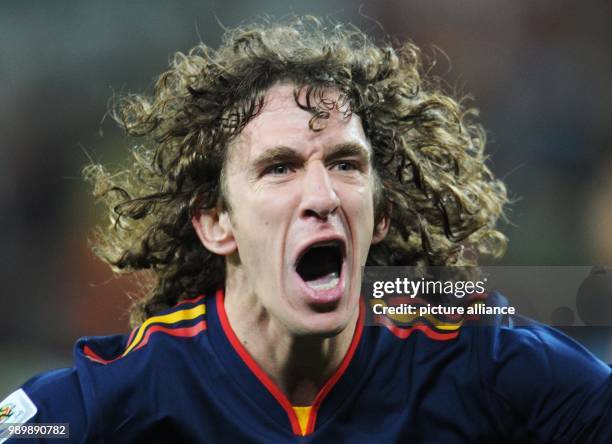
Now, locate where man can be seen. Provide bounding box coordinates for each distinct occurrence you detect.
[1,18,610,443]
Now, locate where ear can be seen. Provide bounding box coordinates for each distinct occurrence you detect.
[372,213,390,245]
[191,208,237,256]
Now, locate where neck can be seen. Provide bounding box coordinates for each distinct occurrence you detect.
[223,270,359,405]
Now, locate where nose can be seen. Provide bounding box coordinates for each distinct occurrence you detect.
[299,161,340,220]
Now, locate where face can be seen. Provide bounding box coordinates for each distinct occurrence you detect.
[200,83,387,336]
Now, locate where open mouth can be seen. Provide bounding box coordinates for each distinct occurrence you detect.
[295,241,345,291]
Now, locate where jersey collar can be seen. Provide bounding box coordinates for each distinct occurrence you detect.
[207,288,370,437]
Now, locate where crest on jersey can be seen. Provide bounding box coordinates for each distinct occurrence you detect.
[0,404,14,424]
[0,389,37,425]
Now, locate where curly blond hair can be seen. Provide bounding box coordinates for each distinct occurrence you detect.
[85,17,508,326]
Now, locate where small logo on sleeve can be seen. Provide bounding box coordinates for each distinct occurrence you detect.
[0,404,14,423]
[0,389,36,425]
[0,389,38,443]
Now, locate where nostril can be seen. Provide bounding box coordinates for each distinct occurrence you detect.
[303,207,335,220]
[303,209,319,219]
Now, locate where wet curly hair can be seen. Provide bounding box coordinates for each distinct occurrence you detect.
[85,17,508,326]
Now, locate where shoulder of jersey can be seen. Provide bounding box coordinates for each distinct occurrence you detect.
[78,295,208,365]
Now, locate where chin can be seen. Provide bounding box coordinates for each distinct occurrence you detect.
[292,309,354,338]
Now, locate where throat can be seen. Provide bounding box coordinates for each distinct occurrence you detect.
[222,272,359,405]
[279,333,352,405]
[285,376,321,406]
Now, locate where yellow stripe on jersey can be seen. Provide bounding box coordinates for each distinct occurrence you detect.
[292,406,312,436]
[122,304,206,356]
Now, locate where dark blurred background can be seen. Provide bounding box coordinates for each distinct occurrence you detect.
[2,0,611,395]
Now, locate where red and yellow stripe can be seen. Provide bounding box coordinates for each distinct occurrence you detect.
[83,298,207,365]
[373,297,488,341]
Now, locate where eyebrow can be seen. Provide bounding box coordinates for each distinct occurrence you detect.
[326,142,370,164]
[251,142,371,173]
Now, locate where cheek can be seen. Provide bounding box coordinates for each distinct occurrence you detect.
[230,188,296,262]
[355,184,376,224]
[339,185,376,246]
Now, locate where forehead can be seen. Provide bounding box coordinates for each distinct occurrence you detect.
[227,83,369,167]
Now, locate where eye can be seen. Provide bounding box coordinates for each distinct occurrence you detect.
[332,161,358,172]
[265,164,292,176]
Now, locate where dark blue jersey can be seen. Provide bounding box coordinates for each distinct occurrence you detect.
[2,290,611,443]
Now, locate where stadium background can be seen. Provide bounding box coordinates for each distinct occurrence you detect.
[1,0,611,395]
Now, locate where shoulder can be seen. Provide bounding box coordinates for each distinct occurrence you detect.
[2,295,210,443]
[79,294,208,366]
[474,293,610,387]
[1,368,89,443]
[79,295,210,432]
[472,293,612,442]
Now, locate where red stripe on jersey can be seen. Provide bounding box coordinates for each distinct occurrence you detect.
[215,289,303,435]
[306,300,364,434]
[83,345,119,365]
[175,295,206,307]
[126,327,138,346]
[83,320,207,365]
[130,320,208,353]
[378,316,459,340]
[216,289,364,436]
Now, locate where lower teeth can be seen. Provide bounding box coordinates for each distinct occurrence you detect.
[305,272,339,291]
